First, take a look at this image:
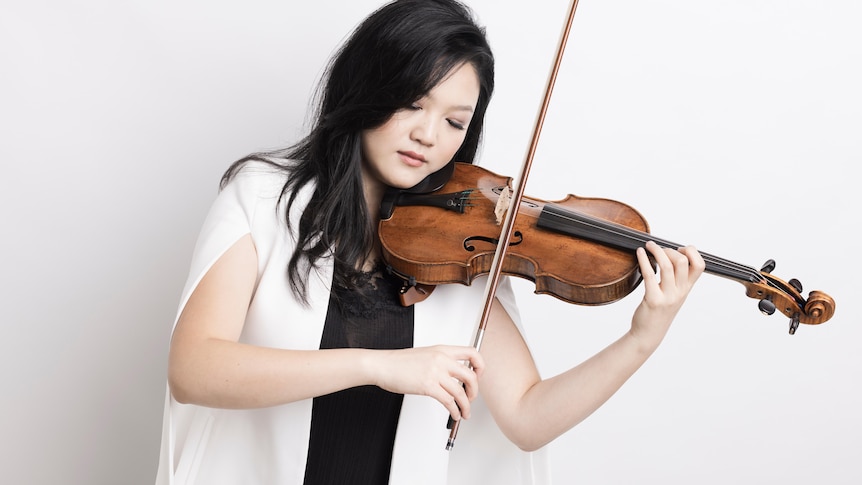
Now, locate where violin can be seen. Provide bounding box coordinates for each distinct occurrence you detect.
[379,162,836,333]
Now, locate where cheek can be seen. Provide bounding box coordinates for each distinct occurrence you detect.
[359,131,379,162]
[443,132,468,160]
[361,122,397,158]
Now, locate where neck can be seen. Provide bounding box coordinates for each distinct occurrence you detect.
[360,166,386,222]
[361,178,386,272]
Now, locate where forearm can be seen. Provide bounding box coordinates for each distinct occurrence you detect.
[168,339,377,409]
[503,330,661,451]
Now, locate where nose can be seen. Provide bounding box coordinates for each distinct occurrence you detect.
[410,114,436,147]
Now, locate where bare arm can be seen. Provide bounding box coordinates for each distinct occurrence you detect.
[480,241,705,451]
[168,234,484,418]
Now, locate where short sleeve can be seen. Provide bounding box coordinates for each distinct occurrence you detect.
[172,162,287,330]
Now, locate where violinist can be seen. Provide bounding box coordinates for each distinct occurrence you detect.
[155,1,705,484]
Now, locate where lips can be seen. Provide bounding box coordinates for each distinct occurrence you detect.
[398,150,426,167]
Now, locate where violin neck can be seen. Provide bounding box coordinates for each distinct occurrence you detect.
[537,203,763,284]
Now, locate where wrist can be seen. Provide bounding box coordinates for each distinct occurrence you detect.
[357,348,386,388]
[624,327,665,356]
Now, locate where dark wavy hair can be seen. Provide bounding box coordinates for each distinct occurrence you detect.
[222,0,495,302]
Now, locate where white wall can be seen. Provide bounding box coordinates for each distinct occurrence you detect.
[1,1,859,484]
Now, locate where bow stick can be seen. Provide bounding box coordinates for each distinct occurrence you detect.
[446,0,582,450]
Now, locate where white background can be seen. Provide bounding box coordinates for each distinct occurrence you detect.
[1,1,860,483]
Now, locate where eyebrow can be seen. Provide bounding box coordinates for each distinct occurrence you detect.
[420,91,476,113]
[451,105,475,113]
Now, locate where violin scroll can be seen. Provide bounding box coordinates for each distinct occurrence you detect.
[743,262,836,333]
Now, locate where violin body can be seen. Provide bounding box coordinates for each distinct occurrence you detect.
[379,162,835,329]
[380,162,650,305]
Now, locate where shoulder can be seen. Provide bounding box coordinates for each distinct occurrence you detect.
[221,159,290,201]
[194,159,292,243]
[214,158,319,242]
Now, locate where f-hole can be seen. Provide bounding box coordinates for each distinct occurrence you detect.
[464,231,524,252]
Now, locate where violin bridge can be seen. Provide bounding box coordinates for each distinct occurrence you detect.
[494,186,511,225]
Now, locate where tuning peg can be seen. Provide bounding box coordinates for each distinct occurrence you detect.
[788,278,803,293]
[758,298,776,315]
[761,259,776,273]
[789,313,800,335]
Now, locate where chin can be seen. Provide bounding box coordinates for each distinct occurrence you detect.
[384,172,427,191]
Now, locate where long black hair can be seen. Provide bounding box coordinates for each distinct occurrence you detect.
[222,0,495,302]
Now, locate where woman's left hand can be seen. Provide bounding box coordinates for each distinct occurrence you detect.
[629,240,706,349]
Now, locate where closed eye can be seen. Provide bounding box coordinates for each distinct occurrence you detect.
[447,119,466,130]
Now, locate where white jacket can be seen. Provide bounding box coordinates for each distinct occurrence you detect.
[155,162,550,484]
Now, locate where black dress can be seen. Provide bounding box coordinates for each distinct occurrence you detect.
[303,263,415,485]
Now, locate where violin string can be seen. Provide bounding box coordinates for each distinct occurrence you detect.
[558,208,758,278]
[577,211,801,303]
[542,204,765,284]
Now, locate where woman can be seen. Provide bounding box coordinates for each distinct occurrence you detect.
[156,1,705,483]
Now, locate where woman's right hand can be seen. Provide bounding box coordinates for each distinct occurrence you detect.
[368,345,484,421]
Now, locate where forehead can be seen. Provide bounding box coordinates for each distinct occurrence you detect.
[426,63,480,108]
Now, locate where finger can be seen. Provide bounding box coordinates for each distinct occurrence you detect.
[678,245,705,281]
[638,241,669,288]
[440,378,471,419]
[456,348,484,381]
[664,246,691,287]
[650,242,680,286]
[467,350,484,378]
[636,246,656,286]
[450,363,479,401]
[434,387,462,421]
[447,347,484,373]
